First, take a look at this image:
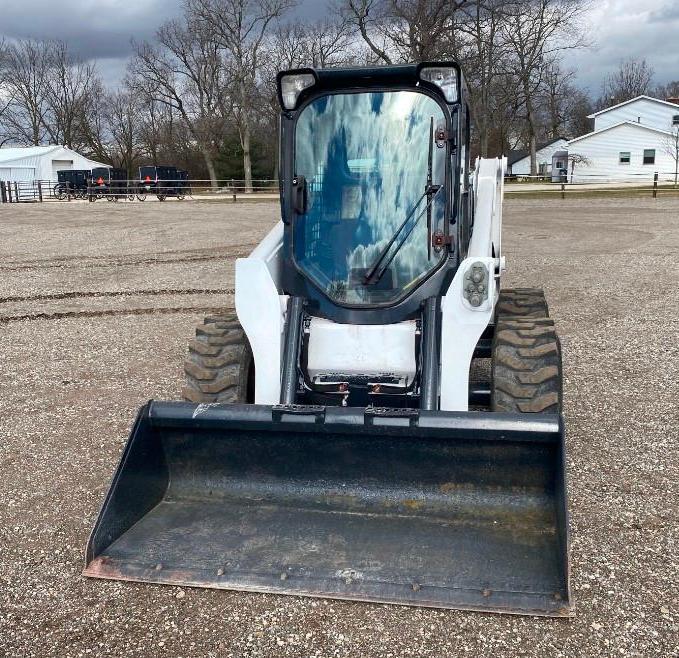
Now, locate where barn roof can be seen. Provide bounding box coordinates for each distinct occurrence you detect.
[0,146,62,164]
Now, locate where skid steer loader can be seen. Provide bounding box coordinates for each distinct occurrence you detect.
[85,62,570,616]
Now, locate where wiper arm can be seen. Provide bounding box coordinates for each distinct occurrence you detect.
[363,183,443,286]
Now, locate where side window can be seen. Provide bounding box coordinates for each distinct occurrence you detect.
[673,114,679,126]
[643,149,656,165]
[619,152,631,164]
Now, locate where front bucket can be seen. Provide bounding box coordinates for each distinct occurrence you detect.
[85,402,570,616]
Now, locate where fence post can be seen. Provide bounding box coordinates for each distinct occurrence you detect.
[37,180,43,202]
[653,172,658,198]
[0,181,6,204]
[561,182,565,200]
[14,182,20,203]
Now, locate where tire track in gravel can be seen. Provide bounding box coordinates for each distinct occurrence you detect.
[0,244,256,272]
[0,288,234,304]
[0,306,229,324]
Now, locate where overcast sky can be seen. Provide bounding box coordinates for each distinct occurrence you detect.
[0,0,677,95]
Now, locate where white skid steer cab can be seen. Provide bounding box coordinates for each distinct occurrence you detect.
[85,62,570,617]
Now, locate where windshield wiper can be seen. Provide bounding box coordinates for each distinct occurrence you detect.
[364,117,442,287]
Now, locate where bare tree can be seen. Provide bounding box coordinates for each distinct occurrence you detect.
[568,152,590,183]
[341,0,473,64]
[341,0,394,63]
[540,63,576,139]
[565,87,594,137]
[44,41,100,149]
[189,0,295,192]
[453,0,506,156]
[661,126,679,186]
[655,80,679,101]
[1,40,53,145]
[128,16,228,188]
[105,90,146,176]
[500,0,589,175]
[601,58,654,106]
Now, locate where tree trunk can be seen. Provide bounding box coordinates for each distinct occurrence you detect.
[479,114,489,158]
[524,90,537,176]
[242,120,253,194]
[202,150,218,190]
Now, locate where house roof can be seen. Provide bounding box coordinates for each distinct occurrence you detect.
[587,95,679,119]
[568,120,674,146]
[507,137,569,166]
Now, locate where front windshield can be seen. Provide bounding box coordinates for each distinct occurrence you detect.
[294,90,448,306]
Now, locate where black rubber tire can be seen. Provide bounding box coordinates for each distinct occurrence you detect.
[182,313,254,403]
[496,288,549,319]
[491,317,562,413]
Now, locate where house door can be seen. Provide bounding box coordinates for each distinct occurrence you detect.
[51,159,73,181]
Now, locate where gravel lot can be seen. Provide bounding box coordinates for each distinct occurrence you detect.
[0,197,677,657]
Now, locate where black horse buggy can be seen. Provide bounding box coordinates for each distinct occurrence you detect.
[54,170,91,200]
[138,165,189,201]
[90,167,129,201]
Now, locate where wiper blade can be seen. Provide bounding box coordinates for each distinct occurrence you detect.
[363,184,443,286]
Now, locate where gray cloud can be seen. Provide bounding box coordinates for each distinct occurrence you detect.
[648,2,679,22]
[0,0,183,61]
[567,0,679,92]
[1,0,677,93]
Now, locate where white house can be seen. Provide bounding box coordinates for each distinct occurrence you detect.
[567,96,679,183]
[507,137,569,177]
[0,145,106,182]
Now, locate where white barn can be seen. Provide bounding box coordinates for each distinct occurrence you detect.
[567,96,679,183]
[0,145,106,182]
[507,137,569,177]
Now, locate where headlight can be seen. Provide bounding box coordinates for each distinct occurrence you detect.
[419,66,458,103]
[279,72,315,110]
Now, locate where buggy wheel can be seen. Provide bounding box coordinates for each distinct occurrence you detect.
[136,191,146,201]
[182,312,254,404]
[157,194,166,202]
[54,184,66,201]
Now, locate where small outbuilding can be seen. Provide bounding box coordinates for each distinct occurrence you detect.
[507,137,569,178]
[0,145,106,182]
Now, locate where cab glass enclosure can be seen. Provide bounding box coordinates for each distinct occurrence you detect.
[293,90,449,306]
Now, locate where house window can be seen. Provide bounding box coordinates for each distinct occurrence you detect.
[673,115,679,126]
[643,149,656,165]
[619,152,631,164]
[556,160,564,169]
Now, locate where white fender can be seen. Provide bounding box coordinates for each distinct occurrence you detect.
[235,222,287,404]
